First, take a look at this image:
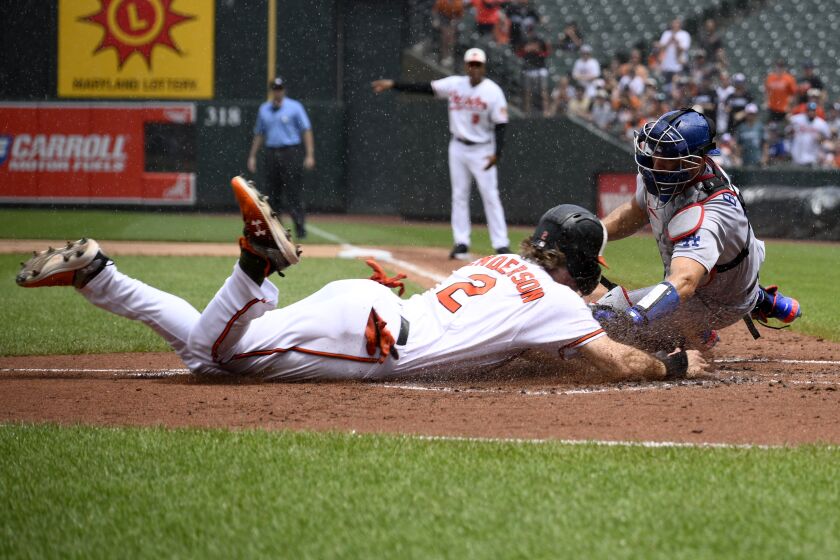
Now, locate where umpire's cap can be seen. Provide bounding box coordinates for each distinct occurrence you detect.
[270,76,285,90]
[531,204,608,295]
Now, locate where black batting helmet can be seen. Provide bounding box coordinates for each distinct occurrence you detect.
[531,204,608,295]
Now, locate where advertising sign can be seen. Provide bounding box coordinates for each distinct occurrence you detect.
[0,102,195,205]
[596,172,638,218]
[58,0,214,99]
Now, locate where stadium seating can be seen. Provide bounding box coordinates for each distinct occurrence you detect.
[407,0,838,111]
[722,0,839,103]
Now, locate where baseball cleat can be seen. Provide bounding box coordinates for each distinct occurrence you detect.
[231,176,301,274]
[449,243,472,261]
[16,238,110,289]
[752,284,801,325]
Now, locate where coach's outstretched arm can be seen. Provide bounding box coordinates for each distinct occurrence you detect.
[371,79,434,95]
[579,335,709,381]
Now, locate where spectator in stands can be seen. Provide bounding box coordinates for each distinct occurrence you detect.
[505,0,540,50]
[567,84,591,119]
[688,50,713,85]
[572,44,601,98]
[711,46,729,77]
[612,87,642,140]
[657,18,691,85]
[432,0,465,68]
[547,74,576,117]
[518,24,551,116]
[691,74,718,119]
[646,43,662,77]
[589,89,614,130]
[792,88,826,119]
[712,133,741,168]
[697,18,722,60]
[819,140,837,169]
[725,73,753,132]
[735,103,767,167]
[557,20,583,53]
[617,59,646,99]
[669,75,692,109]
[624,48,644,74]
[766,122,790,165]
[796,60,825,104]
[472,0,503,36]
[827,102,840,138]
[641,92,669,122]
[789,102,831,167]
[715,71,735,133]
[764,58,797,123]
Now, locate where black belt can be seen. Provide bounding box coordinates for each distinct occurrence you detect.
[389,316,410,360]
[397,316,410,346]
[454,137,489,146]
[267,144,300,150]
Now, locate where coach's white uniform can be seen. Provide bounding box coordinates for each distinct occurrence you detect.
[432,75,510,251]
[79,255,603,381]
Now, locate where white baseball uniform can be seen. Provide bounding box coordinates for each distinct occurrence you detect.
[431,75,510,250]
[78,254,603,381]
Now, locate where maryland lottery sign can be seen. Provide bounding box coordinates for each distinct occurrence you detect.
[58,0,214,99]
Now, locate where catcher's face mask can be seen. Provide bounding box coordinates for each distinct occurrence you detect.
[635,108,718,207]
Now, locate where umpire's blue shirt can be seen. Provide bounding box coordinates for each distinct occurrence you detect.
[254,98,311,148]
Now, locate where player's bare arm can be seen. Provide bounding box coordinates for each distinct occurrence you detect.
[602,197,647,241]
[303,129,315,170]
[579,336,709,381]
[247,134,264,173]
[665,256,708,300]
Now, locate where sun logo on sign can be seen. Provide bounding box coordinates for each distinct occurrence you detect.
[81,0,194,69]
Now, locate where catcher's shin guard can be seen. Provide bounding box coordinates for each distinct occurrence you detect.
[752,284,801,325]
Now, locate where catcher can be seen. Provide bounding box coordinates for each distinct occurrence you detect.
[591,107,801,352]
[16,177,708,382]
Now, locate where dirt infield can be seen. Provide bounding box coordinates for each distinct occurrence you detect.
[3,241,839,446]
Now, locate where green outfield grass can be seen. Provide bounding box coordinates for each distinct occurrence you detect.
[0,208,533,254]
[2,424,838,559]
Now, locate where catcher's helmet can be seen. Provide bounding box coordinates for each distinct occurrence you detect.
[634,108,718,206]
[531,204,607,295]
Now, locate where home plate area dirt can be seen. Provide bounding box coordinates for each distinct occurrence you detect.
[2,242,839,446]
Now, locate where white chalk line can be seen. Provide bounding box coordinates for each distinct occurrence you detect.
[717,357,840,366]
[0,368,190,378]
[406,434,786,450]
[307,224,448,284]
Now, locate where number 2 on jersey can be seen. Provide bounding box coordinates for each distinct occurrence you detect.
[436,274,497,313]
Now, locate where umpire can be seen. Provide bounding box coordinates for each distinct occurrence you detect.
[247,76,315,239]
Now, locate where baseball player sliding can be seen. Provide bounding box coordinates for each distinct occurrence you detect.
[591,107,801,352]
[17,177,709,382]
[372,47,511,260]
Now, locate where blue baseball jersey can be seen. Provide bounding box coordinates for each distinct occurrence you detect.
[254,98,311,148]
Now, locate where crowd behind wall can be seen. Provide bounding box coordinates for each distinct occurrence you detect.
[429,0,839,169]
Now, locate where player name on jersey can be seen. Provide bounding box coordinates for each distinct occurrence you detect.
[449,93,489,111]
[471,255,545,303]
